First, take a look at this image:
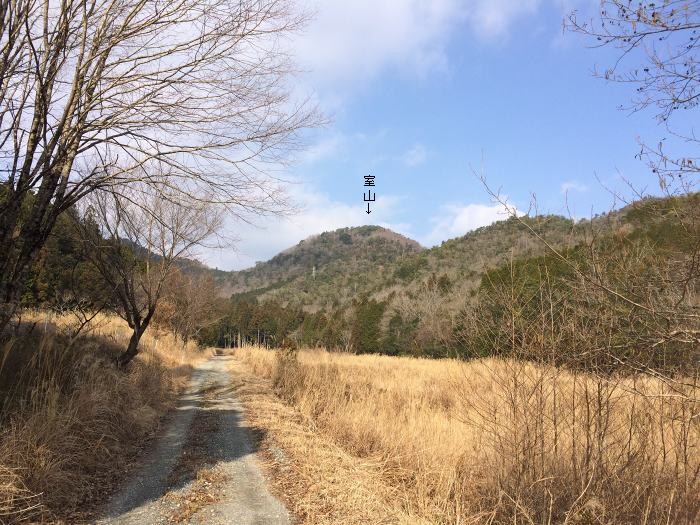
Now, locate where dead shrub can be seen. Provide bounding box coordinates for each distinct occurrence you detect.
[236,346,700,524]
[0,313,204,523]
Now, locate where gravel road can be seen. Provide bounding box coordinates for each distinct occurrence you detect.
[97,356,290,525]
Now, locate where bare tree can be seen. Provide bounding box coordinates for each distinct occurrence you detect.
[549,3,700,382]
[157,268,221,345]
[80,183,222,366]
[0,0,317,333]
[566,1,700,194]
[393,276,454,356]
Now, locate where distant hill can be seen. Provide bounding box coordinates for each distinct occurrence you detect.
[212,225,423,308]
[194,192,699,356]
[208,213,587,313]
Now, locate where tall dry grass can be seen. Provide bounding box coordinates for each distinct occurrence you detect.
[0,312,206,524]
[235,346,700,524]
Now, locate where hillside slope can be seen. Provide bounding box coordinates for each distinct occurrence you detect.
[215,214,579,311]
[200,193,699,357]
[215,225,422,309]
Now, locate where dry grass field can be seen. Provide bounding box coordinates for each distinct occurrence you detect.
[0,312,207,523]
[232,346,700,525]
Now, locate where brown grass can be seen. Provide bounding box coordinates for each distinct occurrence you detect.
[232,346,700,525]
[227,361,420,524]
[0,312,208,524]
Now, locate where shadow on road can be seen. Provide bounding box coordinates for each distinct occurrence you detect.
[98,356,276,525]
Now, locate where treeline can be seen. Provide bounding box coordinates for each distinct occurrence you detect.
[198,293,394,354]
[203,194,700,377]
[15,190,221,364]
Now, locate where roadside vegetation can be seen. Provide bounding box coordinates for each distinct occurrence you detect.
[0,313,206,523]
[233,346,699,524]
[0,2,311,521]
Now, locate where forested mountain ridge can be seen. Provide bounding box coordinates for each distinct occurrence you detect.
[212,225,423,306]
[197,193,699,358]
[214,213,580,311]
[21,192,698,359]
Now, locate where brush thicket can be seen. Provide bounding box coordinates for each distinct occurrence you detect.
[0,313,206,523]
[236,346,699,524]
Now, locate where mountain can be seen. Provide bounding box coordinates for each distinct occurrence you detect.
[213,225,423,308]
[198,193,699,357]
[210,212,586,312]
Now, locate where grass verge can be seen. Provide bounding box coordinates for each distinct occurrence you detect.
[227,357,423,524]
[0,312,207,524]
[231,346,699,525]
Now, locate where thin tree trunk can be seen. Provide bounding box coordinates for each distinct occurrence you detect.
[0,172,66,335]
[0,233,48,335]
[0,188,29,334]
[117,304,158,368]
[0,305,16,337]
[117,327,145,368]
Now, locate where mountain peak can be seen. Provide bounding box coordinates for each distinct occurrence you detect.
[219,225,423,297]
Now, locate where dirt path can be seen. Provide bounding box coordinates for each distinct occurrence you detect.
[97,356,290,525]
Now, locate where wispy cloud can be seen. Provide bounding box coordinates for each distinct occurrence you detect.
[401,143,428,167]
[294,1,458,91]
[419,202,515,247]
[560,180,589,193]
[293,0,544,95]
[301,134,344,164]
[467,0,541,38]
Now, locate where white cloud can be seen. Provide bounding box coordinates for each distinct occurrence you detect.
[300,134,344,164]
[560,180,588,193]
[420,202,514,246]
[294,0,457,90]
[468,0,541,38]
[402,143,428,167]
[293,0,543,93]
[200,187,407,270]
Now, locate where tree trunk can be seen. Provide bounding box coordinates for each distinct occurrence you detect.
[0,187,29,335]
[0,305,16,338]
[0,233,48,336]
[0,174,66,335]
[117,328,145,368]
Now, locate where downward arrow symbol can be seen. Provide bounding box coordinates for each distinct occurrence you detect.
[366,202,371,214]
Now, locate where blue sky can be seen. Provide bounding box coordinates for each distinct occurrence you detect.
[204,0,693,270]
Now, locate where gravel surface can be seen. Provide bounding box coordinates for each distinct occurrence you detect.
[96,356,290,525]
